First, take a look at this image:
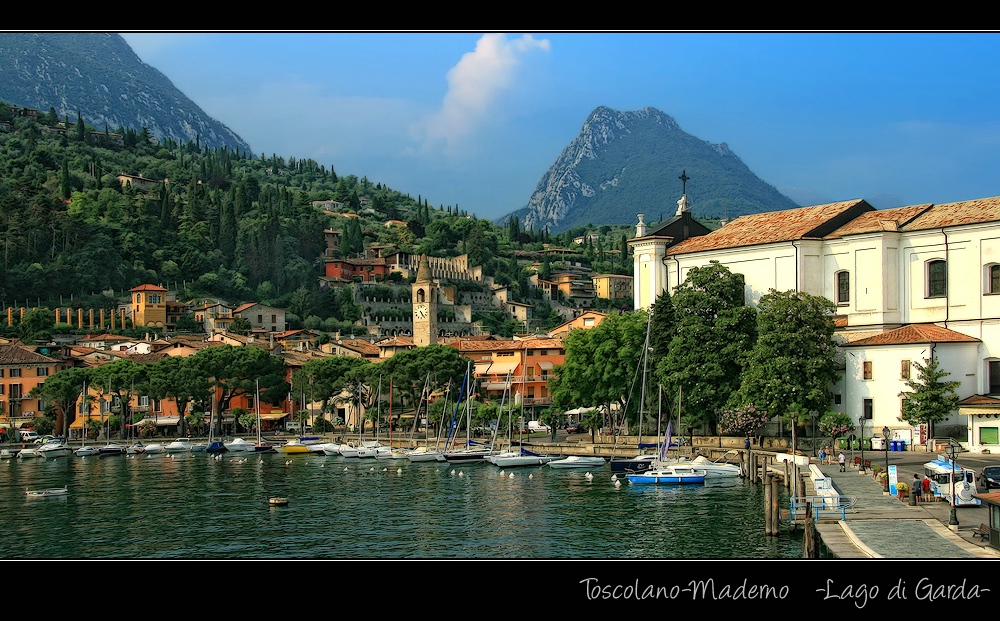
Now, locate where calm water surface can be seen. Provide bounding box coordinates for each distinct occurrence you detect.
[1,451,802,559]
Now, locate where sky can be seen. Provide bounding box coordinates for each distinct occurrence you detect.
[119,32,1000,222]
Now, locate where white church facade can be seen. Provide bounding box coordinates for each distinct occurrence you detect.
[632,192,1000,453]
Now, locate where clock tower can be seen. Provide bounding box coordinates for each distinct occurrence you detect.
[412,254,438,346]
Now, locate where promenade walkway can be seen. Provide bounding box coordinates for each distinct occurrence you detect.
[807,459,999,559]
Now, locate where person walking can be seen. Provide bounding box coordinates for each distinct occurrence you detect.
[838,451,846,472]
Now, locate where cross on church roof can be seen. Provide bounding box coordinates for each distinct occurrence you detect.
[679,170,690,195]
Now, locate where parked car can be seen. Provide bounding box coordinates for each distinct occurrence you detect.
[19,430,39,442]
[979,465,1000,490]
[564,422,585,434]
[33,434,57,445]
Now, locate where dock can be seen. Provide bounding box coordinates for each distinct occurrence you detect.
[793,456,999,558]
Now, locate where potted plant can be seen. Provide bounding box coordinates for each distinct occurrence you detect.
[895,481,909,499]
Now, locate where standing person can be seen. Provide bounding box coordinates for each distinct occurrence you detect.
[912,473,923,502]
[838,451,846,472]
[818,446,826,464]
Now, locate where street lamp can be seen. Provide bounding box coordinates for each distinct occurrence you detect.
[947,441,959,527]
[882,426,891,493]
[858,414,866,473]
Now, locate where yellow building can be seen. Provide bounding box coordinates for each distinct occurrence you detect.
[130,284,168,328]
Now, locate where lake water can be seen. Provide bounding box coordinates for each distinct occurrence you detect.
[0,450,803,560]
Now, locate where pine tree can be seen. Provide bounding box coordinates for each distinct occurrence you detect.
[899,355,960,440]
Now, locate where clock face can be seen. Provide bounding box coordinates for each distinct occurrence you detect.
[414,303,428,320]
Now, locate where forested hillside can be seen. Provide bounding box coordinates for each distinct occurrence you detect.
[0,101,640,337]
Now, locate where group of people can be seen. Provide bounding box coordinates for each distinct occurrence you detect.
[912,472,937,501]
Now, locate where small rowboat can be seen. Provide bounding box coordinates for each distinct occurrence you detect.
[26,486,69,498]
[268,497,288,506]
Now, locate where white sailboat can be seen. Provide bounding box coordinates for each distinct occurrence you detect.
[74,381,100,457]
[443,361,490,463]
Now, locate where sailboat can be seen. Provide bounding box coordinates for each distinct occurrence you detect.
[443,361,491,463]
[407,376,450,463]
[74,381,100,456]
[98,379,126,457]
[251,380,276,453]
[610,312,658,474]
[205,400,227,454]
[487,366,559,467]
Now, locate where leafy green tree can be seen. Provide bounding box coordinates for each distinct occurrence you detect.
[718,403,770,438]
[17,308,55,344]
[145,355,213,437]
[730,289,838,427]
[28,367,88,436]
[291,355,372,425]
[899,355,960,441]
[230,316,252,335]
[376,344,468,432]
[88,359,149,439]
[187,345,288,436]
[549,310,649,440]
[818,411,855,448]
[657,262,757,436]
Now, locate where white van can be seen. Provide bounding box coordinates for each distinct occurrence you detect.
[527,420,550,433]
[19,430,39,442]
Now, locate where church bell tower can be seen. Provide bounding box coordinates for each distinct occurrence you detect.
[412,254,438,346]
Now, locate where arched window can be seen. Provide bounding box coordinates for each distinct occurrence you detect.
[986,263,1000,295]
[926,259,947,298]
[835,270,850,305]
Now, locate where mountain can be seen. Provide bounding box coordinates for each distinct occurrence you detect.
[0,32,253,154]
[501,106,801,233]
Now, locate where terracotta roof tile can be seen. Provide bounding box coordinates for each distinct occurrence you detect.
[667,200,872,254]
[958,394,1000,406]
[0,345,58,364]
[842,324,980,347]
[824,205,933,238]
[900,195,1000,231]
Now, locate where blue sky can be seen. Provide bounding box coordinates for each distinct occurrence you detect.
[120,32,1000,221]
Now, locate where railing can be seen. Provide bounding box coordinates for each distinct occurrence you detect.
[789,494,857,521]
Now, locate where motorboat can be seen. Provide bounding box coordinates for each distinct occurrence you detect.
[164,438,195,453]
[25,485,69,498]
[279,438,314,455]
[0,449,14,459]
[686,453,742,478]
[405,447,447,463]
[142,443,164,454]
[626,464,707,485]
[99,443,126,457]
[126,442,146,455]
[488,448,560,468]
[74,445,100,457]
[16,447,42,459]
[546,455,607,469]
[224,437,256,452]
[609,453,658,473]
[38,438,73,459]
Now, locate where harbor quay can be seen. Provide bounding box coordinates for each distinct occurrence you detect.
[792,448,1000,559]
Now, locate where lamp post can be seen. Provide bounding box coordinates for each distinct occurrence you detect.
[947,441,959,528]
[858,415,866,473]
[882,426,891,493]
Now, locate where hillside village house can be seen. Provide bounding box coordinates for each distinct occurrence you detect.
[233,302,286,334]
[632,190,1000,453]
[0,344,62,429]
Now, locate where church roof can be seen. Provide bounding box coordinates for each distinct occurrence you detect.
[667,199,873,254]
[841,323,980,347]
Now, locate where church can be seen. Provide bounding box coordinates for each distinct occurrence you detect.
[630,176,1000,454]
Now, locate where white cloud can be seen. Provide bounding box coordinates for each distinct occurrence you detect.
[414,33,550,157]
